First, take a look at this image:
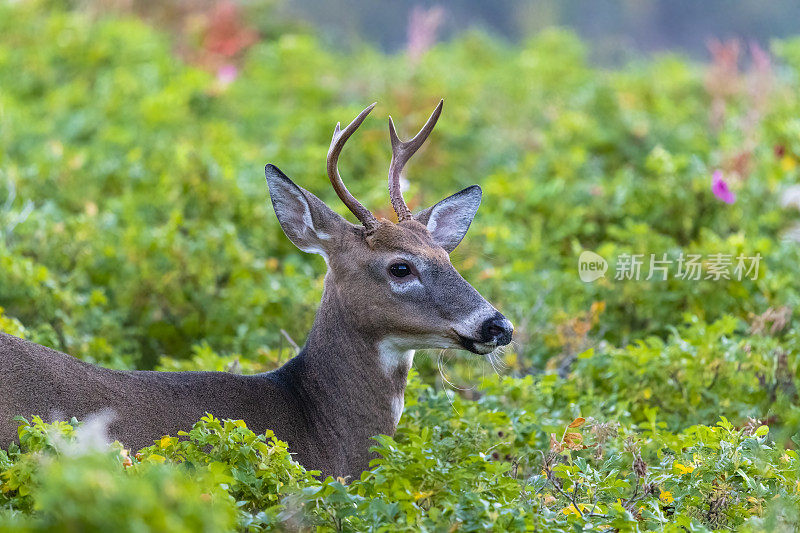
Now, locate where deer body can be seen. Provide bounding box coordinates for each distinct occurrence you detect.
[0,101,513,478]
[0,289,410,477]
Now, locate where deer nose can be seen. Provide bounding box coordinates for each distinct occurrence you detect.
[481,313,513,346]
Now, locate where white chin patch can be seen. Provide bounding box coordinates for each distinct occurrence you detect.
[377,338,415,376]
[470,341,498,355]
[377,334,464,376]
[391,395,404,426]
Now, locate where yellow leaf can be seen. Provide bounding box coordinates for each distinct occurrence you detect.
[589,301,606,319]
[413,490,434,501]
[659,490,674,504]
[158,436,173,449]
[568,417,586,428]
[560,503,589,516]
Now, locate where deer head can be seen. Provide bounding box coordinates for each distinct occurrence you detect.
[264,101,513,360]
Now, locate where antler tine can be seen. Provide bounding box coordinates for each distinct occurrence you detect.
[387,99,444,221]
[327,103,379,230]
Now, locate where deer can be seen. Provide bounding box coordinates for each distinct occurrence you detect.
[0,101,513,478]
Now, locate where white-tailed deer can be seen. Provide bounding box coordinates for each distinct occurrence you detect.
[0,101,513,478]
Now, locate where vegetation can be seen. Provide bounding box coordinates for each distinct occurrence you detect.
[1,1,799,530]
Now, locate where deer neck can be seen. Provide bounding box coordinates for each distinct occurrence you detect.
[295,283,414,441]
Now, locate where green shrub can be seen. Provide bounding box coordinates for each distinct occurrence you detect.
[0,417,237,532]
[2,0,800,530]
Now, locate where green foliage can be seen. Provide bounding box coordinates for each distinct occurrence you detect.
[2,384,799,531]
[138,414,316,525]
[2,1,799,369]
[0,418,237,532]
[1,1,800,531]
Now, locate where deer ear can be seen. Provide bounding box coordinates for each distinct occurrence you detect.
[414,185,482,253]
[265,164,350,258]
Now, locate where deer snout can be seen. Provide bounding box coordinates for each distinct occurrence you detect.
[480,313,514,346]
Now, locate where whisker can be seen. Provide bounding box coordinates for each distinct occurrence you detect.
[485,350,501,376]
[446,389,461,416]
[495,351,505,370]
[437,350,461,416]
[495,347,509,368]
[508,339,523,352]
[437,350,472,391]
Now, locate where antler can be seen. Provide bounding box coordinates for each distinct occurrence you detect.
[327,103,379,231]
[387,99,444,221]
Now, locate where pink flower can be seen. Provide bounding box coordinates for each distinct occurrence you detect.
[711,170,736,204]
[216,64,238,86]
[407,6,445,62]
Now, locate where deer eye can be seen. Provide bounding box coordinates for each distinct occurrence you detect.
[389,262,412,278]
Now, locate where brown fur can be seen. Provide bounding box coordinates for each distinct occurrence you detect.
[0,166,510,479]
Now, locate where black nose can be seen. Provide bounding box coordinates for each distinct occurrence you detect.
[481,313,513,346]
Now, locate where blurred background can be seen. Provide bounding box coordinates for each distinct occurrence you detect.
[91,0,800,59]
[4,4,800,527]
[1,0,799,386]
[286,0,800,62]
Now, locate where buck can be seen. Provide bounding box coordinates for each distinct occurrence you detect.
[0,101,513,478]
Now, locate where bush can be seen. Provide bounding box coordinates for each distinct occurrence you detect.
[0,418,237,532]
[1,1,800,530]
